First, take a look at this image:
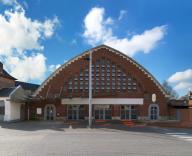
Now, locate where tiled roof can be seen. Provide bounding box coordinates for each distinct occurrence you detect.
[0,87,16,97]
[1,69,17,80]
[168,99,189,107]
[15,81,39,92]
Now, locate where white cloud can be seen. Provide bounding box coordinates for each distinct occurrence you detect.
[4,53,47,81]
[174,82,192,91]
[0,0,16,6]
[168,69,192,94]
[0,1,59,82]
[0,9,59,56]
[118,10,127,20]
[105,26,166,57]
[48,64,61,72]
[168,69,192,83]
[83,7,113,46]
[83,7,167,57]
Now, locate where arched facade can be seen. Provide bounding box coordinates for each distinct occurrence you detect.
[28,45,169,121]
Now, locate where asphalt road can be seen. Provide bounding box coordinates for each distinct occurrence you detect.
[0,121,192,156]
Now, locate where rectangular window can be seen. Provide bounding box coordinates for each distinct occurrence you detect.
[0,106,5,115]
[101,65,105,68]
[74,77,78,81]
[107,64,110,68]
[128,86,132,90]
[128,77,132,81]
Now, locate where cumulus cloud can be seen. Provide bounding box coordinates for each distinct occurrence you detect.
[0,8,58,55]
[83,7,113,46]
[168,69,192,83]
[168,69,192,94]
[0,0,17,6]
[0,1,59,82]
[118,10,127,20]
[48,64,61,72]
[83,7,167,57]
[174,82,192,91]
[4,53,47,81]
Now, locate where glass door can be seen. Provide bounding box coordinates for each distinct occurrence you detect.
[121,105,130,120]
[46,106,54,120]
[68,105,85,120]
[94,106,112,120]
[150,106,158,120]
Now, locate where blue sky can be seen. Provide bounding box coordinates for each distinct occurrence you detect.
[0,0,191,96]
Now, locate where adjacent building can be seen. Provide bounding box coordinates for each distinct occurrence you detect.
[0,62,39,122]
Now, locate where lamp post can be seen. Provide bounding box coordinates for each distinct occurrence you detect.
[88,50,92,128]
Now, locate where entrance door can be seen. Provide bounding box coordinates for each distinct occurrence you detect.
[94,105,112,120]
[95,109,104,119]
[121,105,137,120]
[68,105,84,120]
[121,105,130,120]
[44,104,56,120]
[149,105,159,120]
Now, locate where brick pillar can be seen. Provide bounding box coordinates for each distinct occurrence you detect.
[112,105,120,119]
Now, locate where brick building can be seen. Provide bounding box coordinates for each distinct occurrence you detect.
[0,44,191,127]
[0,62,39,122]
[28,45,171,121]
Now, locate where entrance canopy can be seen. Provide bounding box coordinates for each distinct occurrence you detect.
[61,98,143,105]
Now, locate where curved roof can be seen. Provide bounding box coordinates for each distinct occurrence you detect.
[34,45,168,96]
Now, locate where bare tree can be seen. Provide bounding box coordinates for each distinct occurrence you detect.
[162,81,179,99]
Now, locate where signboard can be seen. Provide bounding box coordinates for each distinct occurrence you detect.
[36,108,42,115]
[94,105,110,109]
[152,94,156,103]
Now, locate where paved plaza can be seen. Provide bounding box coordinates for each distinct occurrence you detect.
[0,121,192,156]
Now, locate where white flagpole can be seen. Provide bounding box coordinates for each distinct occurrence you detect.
[89,50,92,128]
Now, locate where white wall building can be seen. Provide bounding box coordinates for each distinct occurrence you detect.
[0,86,26,122]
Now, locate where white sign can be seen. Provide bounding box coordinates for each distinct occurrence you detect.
[94,105,110,109]
[152,94,156,103]
[62,98,144,105]
[36,108,42,115]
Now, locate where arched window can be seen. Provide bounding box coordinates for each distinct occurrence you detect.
[148,104,159,120]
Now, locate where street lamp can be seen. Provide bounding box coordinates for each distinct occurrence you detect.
[84,50,93,128]
[88,50,93,128]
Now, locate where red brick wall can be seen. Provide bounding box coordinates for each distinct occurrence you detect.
[30,47,168,120]
[180,108,192,122]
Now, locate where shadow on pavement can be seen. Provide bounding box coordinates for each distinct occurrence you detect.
[0,120,191,134]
